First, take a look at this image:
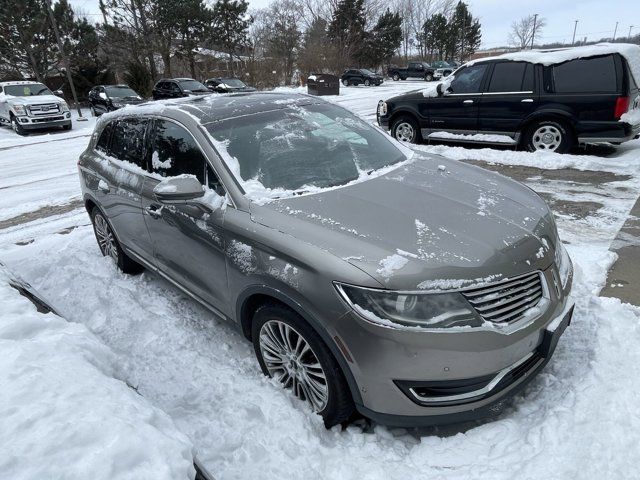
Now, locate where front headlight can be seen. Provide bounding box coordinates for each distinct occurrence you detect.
[377,100,387,116]
[12,104,27,115]
[60,102,69,112]
[335,283,482,329]
[554,241,572,288]
[111,102,123,108]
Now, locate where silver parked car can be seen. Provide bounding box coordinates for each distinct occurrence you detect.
[78,93,574,428]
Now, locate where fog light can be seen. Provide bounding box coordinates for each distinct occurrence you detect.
[65,112,71,118]
[20,118,28,123]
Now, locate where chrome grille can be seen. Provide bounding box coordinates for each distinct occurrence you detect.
[462,271,544,324]
[28,103,60,116]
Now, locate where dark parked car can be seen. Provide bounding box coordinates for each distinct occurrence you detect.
[204,77,256,93]
[78,92,573,428]
[388,62,436,81]
[340,69,383,86]
[152,78,210,100]
[88,85,144,116]
[377,46,640,152]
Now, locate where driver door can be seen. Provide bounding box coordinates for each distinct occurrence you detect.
[141,118,229,313]
[427,63,490,134]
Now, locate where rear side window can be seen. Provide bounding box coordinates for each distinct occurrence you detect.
[553,55,617,93]
[95,122,113,153]
[109,118,149,168]
[487,62,533,92]
[150,120,207,184]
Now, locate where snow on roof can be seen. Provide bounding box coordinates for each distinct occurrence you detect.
[0,80,41,86]
[469,43,640,84]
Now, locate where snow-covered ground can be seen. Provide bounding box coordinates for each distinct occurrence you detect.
[1,82,640,479]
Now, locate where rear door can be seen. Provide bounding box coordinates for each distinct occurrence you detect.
[477,61,537,137]
[141,118,229,312]
[427,63,490,133]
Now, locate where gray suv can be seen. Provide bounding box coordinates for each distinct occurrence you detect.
[78,93,574,428]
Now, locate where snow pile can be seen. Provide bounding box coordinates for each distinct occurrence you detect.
[0,266,196,480]
[428,131,516,144]
[620,108,640,125]
[376,253,409,278]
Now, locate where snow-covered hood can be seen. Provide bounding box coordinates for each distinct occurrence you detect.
[6,94,65,106]
[251,154,558,290]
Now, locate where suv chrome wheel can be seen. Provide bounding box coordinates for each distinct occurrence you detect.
[259,319,329,412]
[395,122,415,142]
[342,79,349,86]
[93,213,118,262]
[532,125,562,151]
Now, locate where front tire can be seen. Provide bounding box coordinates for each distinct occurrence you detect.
[425,73,433,82]
[342,79,349,86]
[391,115,421,144]
[90,207,143,274]
[364,79,371,86]
[252,303,354,428]
[392,73,400,81]
[524,119,573,153]
[11,116,26,136]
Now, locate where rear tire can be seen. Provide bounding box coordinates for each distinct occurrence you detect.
[252,303,355,428]
[392,73,400,81]
[90,207,143,274]
[425,73,434,82]
[364,79,371,86]
[342,79,349,86]
[524,119,574,153]
[391,115,421,144]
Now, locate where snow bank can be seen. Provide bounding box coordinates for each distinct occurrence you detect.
[468,43,640,84]
[0,266,196,480]
[428,131,516,144]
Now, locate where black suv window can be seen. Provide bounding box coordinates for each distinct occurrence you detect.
[487,62,533,92]
[109,118,149,168]
[150,120,207,184]
[96,121,113,153]
[553,55,617,93]
[449,64,488,94]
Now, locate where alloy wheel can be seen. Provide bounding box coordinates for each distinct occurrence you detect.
[364,79,371,86]
[395,122,415,142]
[342,79,349,86]
[532,125,562,151]
[93,213,119,262]
[259,320,329,412]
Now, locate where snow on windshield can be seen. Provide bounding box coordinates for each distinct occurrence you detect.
[204,102,413,203]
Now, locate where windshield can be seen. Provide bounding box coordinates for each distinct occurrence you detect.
[105,86,139,98]
[360,69,376,76]
[4,83,53,97]
[220,78,246,87]
[205,103,406,193]
[178,80,209,92]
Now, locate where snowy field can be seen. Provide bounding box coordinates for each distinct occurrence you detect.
[1,80,640,479]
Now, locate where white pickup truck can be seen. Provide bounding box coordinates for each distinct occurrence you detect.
[0,81,72,135]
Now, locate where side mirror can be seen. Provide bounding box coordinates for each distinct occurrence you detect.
[153,176,205,204]
[54,89,64,96]
[99,92,108,100]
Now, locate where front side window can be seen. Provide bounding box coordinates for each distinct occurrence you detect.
[553,55,617,93]
[448,64,488,94]
[104,86,139,99]
[150,120,207,184]
[205,103,407,193]
[177,80,208,93]
[487,62,533,92]
[109,118,149,168]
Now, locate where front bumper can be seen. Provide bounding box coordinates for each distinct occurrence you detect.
[331,265,573,426]
[15,112,71,130]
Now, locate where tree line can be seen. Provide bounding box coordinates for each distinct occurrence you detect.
[0,0,482,97]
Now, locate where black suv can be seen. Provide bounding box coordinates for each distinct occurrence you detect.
[204,77,256,93]
[378,48,640,153]
[340,69,384,86]
[88,85,144,116]
[152,78,210,100]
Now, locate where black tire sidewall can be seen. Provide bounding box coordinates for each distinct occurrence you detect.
[525,119,573,153]
[251,303,353,427]
[11,116,26,135]
[90,207,142,274]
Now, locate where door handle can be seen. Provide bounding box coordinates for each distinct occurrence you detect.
[145,205,162,218]
[463,99,474,104]
[521,98,534,103]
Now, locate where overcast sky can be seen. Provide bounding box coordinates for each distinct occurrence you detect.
[69,0,637,49]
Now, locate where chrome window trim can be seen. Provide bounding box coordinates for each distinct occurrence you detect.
[483,91,534,95]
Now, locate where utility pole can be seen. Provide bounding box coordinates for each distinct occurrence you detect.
[44,0,86,121]
[572,20,578,45]
[531,14,539,49]
[613,21,619,40]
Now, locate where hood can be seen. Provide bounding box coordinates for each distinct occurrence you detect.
[8,94,64,106]
[111,97,144,105]
[250,154,557,290]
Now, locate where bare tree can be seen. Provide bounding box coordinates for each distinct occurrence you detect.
[509,14,546,49]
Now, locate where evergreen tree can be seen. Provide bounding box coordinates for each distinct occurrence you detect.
[446,1,481,61]
[364,9,402,69]
[267,0,301,84]
[327,0,367,68]
[422,13,448,61]
[211,0,252,74]
[298,17,328,75]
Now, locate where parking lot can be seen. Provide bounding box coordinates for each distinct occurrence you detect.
[1,78,640,479]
